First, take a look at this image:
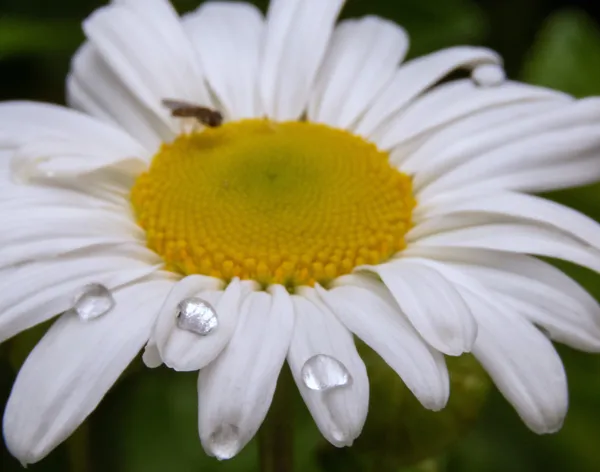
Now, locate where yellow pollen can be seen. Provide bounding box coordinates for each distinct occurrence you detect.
[131,119,415,288]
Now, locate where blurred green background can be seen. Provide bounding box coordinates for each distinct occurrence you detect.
[2,0,600,470]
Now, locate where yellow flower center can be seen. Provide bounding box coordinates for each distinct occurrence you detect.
[131,119,414,289]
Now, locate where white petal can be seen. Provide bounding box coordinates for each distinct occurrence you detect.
[396,100,566,172]
[2,168,136,209]
[416,192,600,251]
[143,273,223,369]
[0,199,144,271]
[0,147,128,222]
[500,292,600,351]
[405,246,599,313]
[0,205,142,247]
[308,16,408,129]
[0,177,124,211]
[68,44,168,150]
[354,46,503,137]
[471,63,506,87]
[0,102,147,196]
[374,80,567,151]
[0,101,145,157]
[420,123,600,198]
[362,259,476,355]
[463,290,568,433]
[408,213,501,242]
[404,247,600,351]
[3,278,174,464]
[403,96,584,182]
[0,245,163,343]
[11,136,146,185]
[0,238,145,271]
[183,2,264,120]
[288,290,368,447]
[318,275,449,410]
[398,259,569,432]
[154,278,258,372]
[82,0,211,136]
[198,286,294,459]
[141,338,162,368]
[259,0,345,120]
[412,223,600,274]
[0,149,9,177]
[475,154,600,193]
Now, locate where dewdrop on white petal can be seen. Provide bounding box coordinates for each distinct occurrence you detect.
[176,297,219,335]
[301,354,352,391]
[472,63,506,87]
[208,424,241,460]
[72,283,115,321]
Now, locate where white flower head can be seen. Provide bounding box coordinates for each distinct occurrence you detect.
[2,0,600,465]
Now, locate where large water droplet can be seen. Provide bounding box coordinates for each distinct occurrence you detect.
[73,283,115,321]
[472,63,505,87]
[331,427,353,446]
[209,424,241,460]
[301,354,352,392]
[176,298,218,335]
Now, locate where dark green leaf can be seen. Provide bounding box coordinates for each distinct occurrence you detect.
[522,9,600,97]
[0,17,82,59]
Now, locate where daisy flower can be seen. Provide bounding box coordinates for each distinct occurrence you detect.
[3,0,600,465]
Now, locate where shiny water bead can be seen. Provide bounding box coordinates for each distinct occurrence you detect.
[472,63,506,87]
[209,424,241,460]
[176,297,218,335]
[301,354,352,392]
[73,283,115,321]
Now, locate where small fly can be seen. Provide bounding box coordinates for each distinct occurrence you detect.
[162,99,223,128]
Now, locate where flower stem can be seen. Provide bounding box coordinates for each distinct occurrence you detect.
[66,420,92,472]
[259,366,294,472]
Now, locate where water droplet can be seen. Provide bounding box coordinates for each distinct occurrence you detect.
[472,63,506,87]
[301,354,352,391]
[209,424,240,460]
[331,427,352,446]
[73,283,115,321]
[176,298,218,335]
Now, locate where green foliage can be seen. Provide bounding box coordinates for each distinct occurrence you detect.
[0,0,486,64]
[340,0,487,58]
[522,9,600,98]
[0,17,81,59]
